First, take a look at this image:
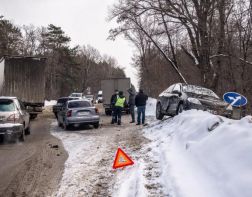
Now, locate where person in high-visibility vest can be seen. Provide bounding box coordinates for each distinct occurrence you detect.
[114,91,127,125]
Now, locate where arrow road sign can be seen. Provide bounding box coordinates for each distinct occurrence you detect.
[223,92,247,107]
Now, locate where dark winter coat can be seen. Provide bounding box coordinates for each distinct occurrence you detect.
[127,89,135,106]
[135,92,148,107]
[110,94,118,106]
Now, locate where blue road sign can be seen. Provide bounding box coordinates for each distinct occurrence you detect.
[223,92,247,107]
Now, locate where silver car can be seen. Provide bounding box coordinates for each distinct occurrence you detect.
[57,99,100,130]
[0,97,30,142]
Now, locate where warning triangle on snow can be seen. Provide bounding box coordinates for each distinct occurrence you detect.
[113,148,134,169]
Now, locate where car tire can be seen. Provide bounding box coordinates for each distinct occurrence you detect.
[176,103,184,115]
[156,102,164,120]
[19,128,25,142]
[93,122,99,129]
[63,121,70,130]
[30,114,37,120]
[25,126,31,135]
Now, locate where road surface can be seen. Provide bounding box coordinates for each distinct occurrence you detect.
[0,114,68,197]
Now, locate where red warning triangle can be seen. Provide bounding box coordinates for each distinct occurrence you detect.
[113,148,134,169]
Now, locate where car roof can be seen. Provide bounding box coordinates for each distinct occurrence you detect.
[67,99,90,103]
[0,96,17,100]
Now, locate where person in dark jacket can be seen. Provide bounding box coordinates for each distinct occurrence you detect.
[111,89,119,124]
[135,89,148,125]
[114,91,127,125]
[127,88,135,123]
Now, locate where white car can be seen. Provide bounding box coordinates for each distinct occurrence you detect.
[69,93,85,99]
[0,97,30,142]
[85,95,94,103]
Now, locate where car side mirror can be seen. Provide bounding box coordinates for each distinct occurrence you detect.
[172,90,182,97]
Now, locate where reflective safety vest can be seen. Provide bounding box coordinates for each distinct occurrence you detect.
[115,97,125,107]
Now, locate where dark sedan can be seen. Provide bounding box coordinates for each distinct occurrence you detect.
[156,83,232,120]
[53,97,77,119]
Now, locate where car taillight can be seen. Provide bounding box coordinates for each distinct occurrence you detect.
[67,110,72,117]
[95,108,99,114]
[7,113,20,122]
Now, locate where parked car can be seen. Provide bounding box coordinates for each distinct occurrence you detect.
[69,93,84,99]
[96,91,103,103]
[53,97,77,118]
[85,95,94,103]
[0,97,30,142]
[57,99,100,130]
[156,83,232,120]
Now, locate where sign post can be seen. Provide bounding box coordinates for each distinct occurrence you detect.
[223,92,247,119]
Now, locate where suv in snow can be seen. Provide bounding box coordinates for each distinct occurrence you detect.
[156,83,232,120]
[0,97,30,142]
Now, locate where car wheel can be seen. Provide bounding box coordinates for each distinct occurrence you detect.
[19,128,25,142]
[156,102,164,120]
[25,125,31,135]
[63,120,70,130]
[176,103,184,115]
[93,122,99,129]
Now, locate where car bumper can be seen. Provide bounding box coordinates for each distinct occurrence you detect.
[66,115,100,124]
[0,123,23,138]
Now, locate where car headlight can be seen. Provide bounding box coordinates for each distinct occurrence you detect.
[187,97,202,105]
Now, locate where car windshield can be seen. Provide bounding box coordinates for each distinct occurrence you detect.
[86,95,93,98]
[0,99,16,112]
[68,101,91,108]
[182,85,220,99]
[70,93,82,97]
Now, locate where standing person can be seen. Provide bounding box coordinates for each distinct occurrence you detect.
[127,88,135,123]
[114,91,126,125]
[110,89,119,124]
[135,89,148,125]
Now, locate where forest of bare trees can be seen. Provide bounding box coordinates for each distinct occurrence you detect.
[0,17,125,99]
[109,0,252,111]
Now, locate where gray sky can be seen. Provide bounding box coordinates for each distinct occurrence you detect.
[0,0,138,88]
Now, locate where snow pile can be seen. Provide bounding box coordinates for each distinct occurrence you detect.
[44,100,57,106]
[145,98,156,117]
[144,110,252,197]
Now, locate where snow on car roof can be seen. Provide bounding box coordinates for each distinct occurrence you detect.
[182,84,219,99]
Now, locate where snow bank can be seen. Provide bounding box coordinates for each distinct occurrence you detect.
[144,110,252,197]
[44,100,57,106]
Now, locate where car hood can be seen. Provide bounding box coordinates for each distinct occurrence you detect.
[197,97,228,108]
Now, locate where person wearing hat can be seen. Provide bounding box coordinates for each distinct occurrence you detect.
[135,89,148,125]
[110,89,119,124]
[114,91,127,125]
[127,88,136,123]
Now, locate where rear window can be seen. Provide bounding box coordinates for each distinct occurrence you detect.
[0,99,16,112]
[68,101,91,108]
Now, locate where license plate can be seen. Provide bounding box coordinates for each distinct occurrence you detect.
[78,112,89,116]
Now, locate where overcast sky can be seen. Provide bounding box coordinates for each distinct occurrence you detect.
[0,0,138,88]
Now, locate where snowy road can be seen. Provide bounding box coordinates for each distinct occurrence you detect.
[51,99,252,197]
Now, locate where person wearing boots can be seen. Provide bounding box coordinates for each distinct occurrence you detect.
[110,89,119,124]
[127,88,136,123]
[135,89,148,125]
[114,91,127,125]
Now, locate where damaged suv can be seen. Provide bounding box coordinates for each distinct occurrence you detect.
[156,83,232,120]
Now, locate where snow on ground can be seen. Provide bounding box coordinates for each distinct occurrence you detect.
[145,98,156,117]
[114,98,252,197]
[45,100,57,106]
[50,122,115,197]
